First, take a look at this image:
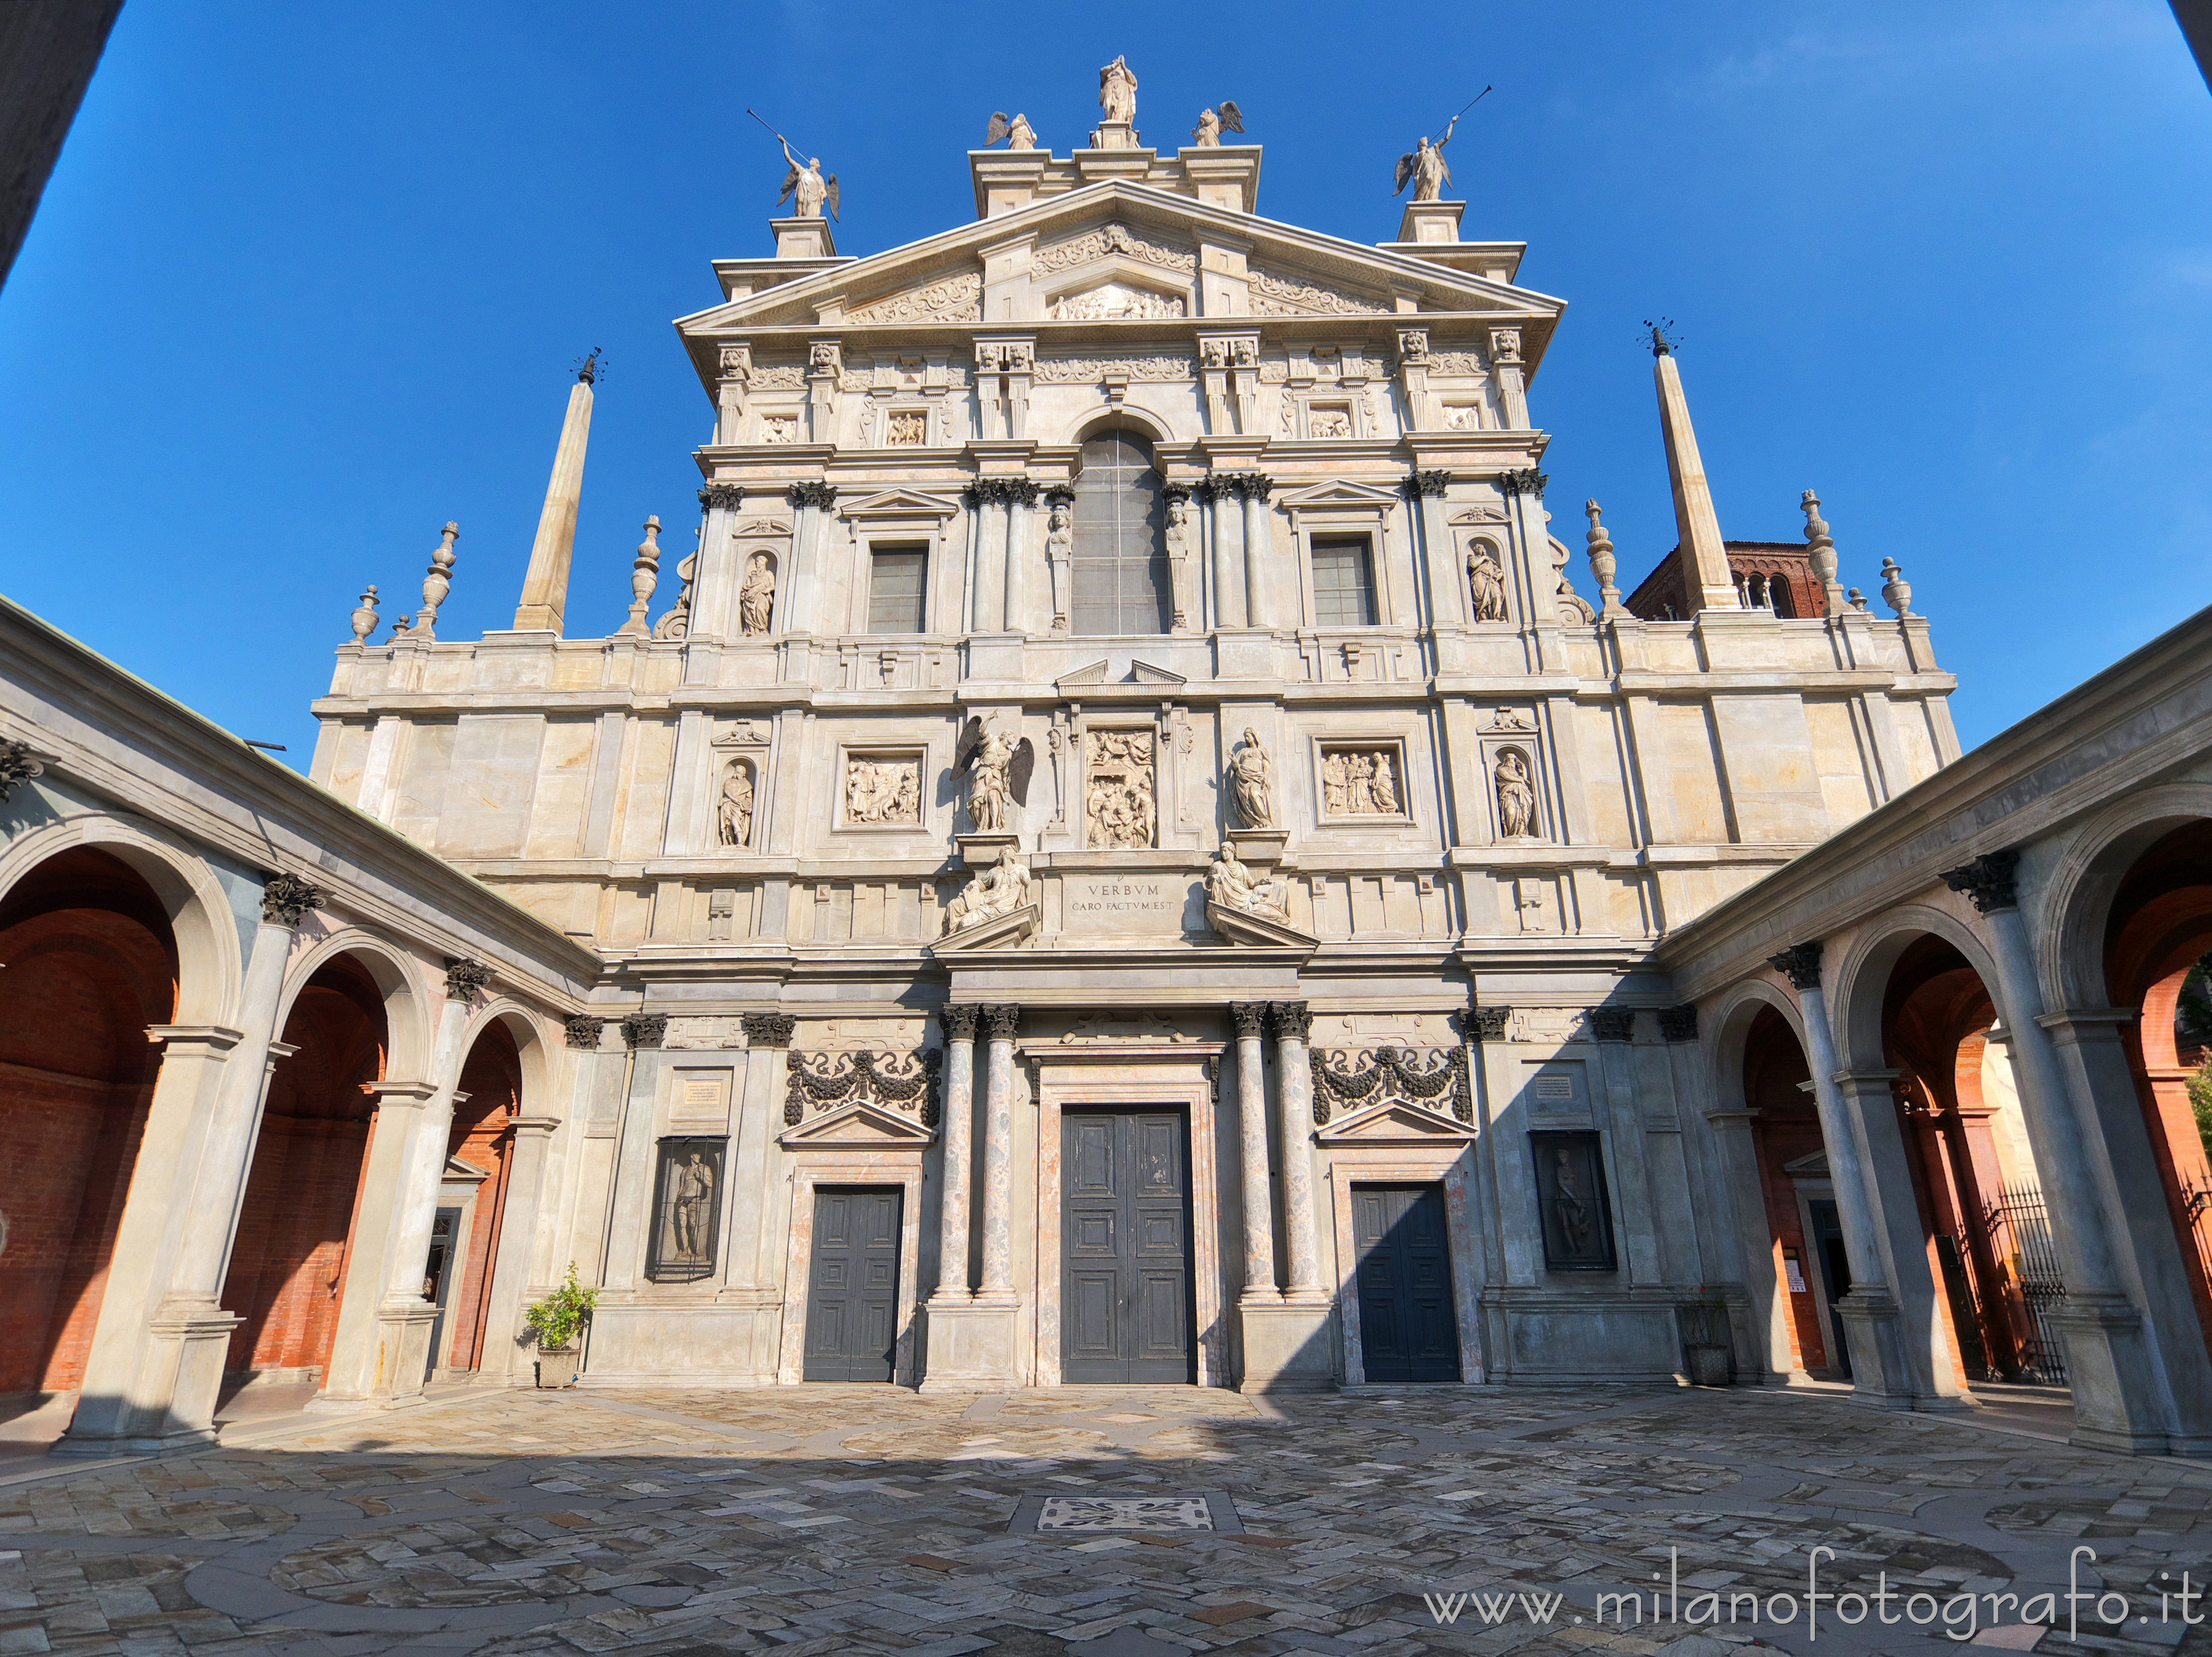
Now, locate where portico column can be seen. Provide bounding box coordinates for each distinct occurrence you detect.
[1943,850,2212,1453]
[1230,1004,1279,1303]
[975,1004,1019,1305]
[62,873,323,1453]
[1768,943,1935,1411]
[1271,1001,1325,1302]
[484,1111,560,1385]
[932,1006,979,1303]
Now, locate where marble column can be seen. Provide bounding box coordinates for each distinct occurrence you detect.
[976,1004,1019,1305]
[483,1112,560,1384]
[1271,1001,1326,1303]
[932,1006,979,1303]
[1001,485,1032,635]
[1240,476,1273,630]
[1209,483,1246,628]
[1230,1004,1278,1303]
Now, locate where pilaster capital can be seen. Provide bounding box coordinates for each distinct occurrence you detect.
[1590,1007,1636,1044]
[1229,1002,1268,1039]
[698,482,745,511]
[444,958,495,1004]
[1497,467,1548,499]
[1468,1005,1509,1043]
[259,871,328,929]
[741,1012,797,1048]
[621,1012,669,1050]
[786,480,838,511]
[1658,1005,1699,1044]
[1940,849,2021,914]
[562,1014,606,1051]
[1767,942,1824,990]
[1403,468,1451,500]
[1267,1000,1311,1041]
[942,1004,980,1042]
[0,738,49,802]
[982,1004,1021,1040]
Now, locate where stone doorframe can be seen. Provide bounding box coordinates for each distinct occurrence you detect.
[1321,1142,1486,1387]
[775,1152,927,1387]
[1025,1043,1226,1387]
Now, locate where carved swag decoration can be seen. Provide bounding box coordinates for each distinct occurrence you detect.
[785,1047,943,1128]
[1308,1044,1471,1127]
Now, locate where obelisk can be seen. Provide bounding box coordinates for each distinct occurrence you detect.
[1651,329,1739,612]
[511,353,598,633]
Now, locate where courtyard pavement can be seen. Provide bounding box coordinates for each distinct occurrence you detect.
[3,1380,2212,1657]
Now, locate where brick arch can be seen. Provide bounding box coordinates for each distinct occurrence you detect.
[0,846,180,1394]
[220,951,388,1387]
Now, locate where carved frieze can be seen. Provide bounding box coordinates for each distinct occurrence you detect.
[759,415,800,444]
[1248,265,1386,317]
[1506,1007,1592,1046]
[885,410,927,447]
[1034,222,1197,275]
[1310,1044,1472,1126]
[845,754,921,825]
[1047,283,1186,320]
[748,363,806,389]
[663,1017,749,1050]
[848,271,983,324]
[1425,350,1491,377]
[784,1047,942,1128]
[1032,353,1196,384]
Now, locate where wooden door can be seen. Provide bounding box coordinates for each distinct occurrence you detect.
[1352,1184,1460,1382]
[803,1187,902,1382]
[1062,1111,1194,1383]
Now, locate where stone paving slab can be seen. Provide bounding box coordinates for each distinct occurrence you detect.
[1,1385,2212,1656]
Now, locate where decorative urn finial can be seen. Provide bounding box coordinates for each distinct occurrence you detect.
[350,585,380,645]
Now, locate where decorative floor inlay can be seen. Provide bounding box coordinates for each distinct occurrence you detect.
[1038,1494,1213,1531]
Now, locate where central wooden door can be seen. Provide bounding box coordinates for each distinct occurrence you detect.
[1062,1110,1194,1383]
[1352,1184,1460,1382]
[802,1187,902,1382]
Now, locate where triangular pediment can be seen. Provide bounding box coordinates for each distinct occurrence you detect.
[778,1097,936,1148]
[1057,660,1112,689]
[838,488,964,520]
[1207,898,1317,951]
[1316,1097,1477,1144]
[1128,659,1185,686]
[677,181,1564,370]
[930,901,1040,954]
[1276,479,1406,512]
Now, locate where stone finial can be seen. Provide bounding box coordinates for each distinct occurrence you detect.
[350,585,380,645]
[1800,489,1846,618]
[259,872,327,928]
[444,958,495,1003]
[1584,499,1622,614]
[1879,557,1914,618]
[1846,587,1871,613]
[1941,849,2021,914]
[620,515,662,638]
[417,522,459,639]
[1767,943,1823,990]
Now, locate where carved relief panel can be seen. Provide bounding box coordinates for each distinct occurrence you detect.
[1316,743,1409,822]
[1084,728,1157,849]
[841,751,923,828]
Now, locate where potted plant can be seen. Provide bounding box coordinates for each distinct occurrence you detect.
[524,1263,597,1389]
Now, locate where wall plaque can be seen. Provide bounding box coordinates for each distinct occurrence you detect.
[1063,873,1194,935]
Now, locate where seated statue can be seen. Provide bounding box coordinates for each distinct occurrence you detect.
[1206,845,1287,921]
[944,844,1033,935]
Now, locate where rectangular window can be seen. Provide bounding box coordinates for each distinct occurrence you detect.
[867,545,927,633]
[1311,537,1376,626]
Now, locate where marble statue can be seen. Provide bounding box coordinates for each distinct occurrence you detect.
[953,715,1034,832]
[944,843,1033,934]
[1045,497,1072,633]
[984,111,1039,150]
[1207,845,1288,921]
[775,138,839,220]
[669,1151,716,1260]
[1226,727,1275,829]
[738,553,775,636]
[1099,56,1138,124]
[1191,101,1244,147]
[1394,118,1457,202]
[1468,543,1506,622]
[1495,749,1536,838]
[717,762,755,848]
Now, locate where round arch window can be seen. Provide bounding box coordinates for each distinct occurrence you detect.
[1071,431,1170,635]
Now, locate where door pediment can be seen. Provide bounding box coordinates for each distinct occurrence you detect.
[779,1098,935,1148]
[1316,1097,1477,1144]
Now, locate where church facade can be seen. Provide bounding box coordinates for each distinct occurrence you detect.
[8,67,2211,1456]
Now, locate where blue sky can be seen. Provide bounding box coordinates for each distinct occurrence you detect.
[1,2,2207,761]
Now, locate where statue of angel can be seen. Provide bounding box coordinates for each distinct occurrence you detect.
[775,136,839,221]
[1394,117,1457,203]
[1099,55,1138,124]
[953,713,1034,833]
[1191,101,1244,147]
[984,111,1039,150]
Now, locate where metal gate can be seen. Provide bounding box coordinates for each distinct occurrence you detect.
[1985,1183,2067,1384]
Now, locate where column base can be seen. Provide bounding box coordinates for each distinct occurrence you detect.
[919,1299,1022,1389]
[1238,1300,1337,1393]
[364,1300,440,1405]
[1839,1290,1973,1413]
[56,1304,240,1456]
[2050,1296,2177,1454]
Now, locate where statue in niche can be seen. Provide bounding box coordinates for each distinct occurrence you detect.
[1550,1145,1593,1252]
[944,843,1033,934]
[669,1151,717,1262]
[983,111,1039,150]
[1394,118,1457,203]
[1467,542,1507,622]
[717,761,756,848]
[1191,101,1244,146]
[1226,727,1275,829]
[1495,748,1536,839]
[1099,55,1138,124]
[738,553,776,636]
[1207,844,1287,921]
[1085,729,1156,849]
[775,137,839,220]
[953,714,1034,833]
[846,757,920,825]
[1046,497,1073,633]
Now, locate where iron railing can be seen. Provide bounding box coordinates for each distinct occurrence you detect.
[1983,1182,2067,1385]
